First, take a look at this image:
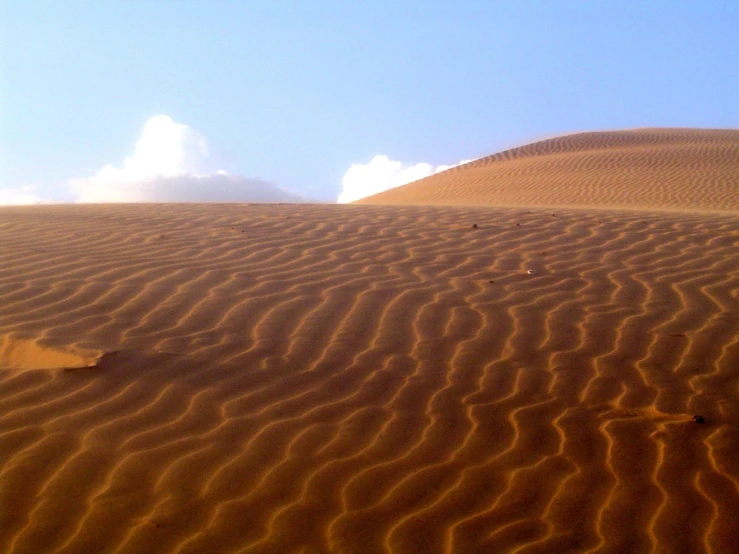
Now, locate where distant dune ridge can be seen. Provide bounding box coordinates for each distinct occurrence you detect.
[1,128,739,554]
[356,128,739,211]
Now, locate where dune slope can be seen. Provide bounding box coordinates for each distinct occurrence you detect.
[0,203,738,553]
[356,128,739,211]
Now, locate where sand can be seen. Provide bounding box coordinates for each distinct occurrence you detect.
[1,132,738,554]
[356,128,739,212]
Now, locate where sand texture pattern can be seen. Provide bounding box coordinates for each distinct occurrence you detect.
[356,128,739,211]
[1,202,738,553]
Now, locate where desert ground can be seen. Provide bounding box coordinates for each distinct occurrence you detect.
[358,128,739,211]
[1,129,738,553]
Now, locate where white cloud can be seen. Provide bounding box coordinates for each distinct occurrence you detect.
[337,155,474,203]
[72,173,305,203]
[0,185,56,206]
[70,115,307,203]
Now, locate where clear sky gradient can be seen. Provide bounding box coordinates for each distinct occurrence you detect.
[2,1,738,203]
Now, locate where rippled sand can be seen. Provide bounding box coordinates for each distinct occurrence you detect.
[357,128,739,212]
[1,201,738,553]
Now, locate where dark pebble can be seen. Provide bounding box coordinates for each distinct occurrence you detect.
[472,223,479,229]
[692,415,705,424]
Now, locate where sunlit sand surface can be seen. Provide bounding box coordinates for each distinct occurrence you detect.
[1,129,739,553]
[357,128,739,212]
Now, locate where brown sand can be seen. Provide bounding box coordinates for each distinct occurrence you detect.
[1,199,738,554]
[356,128,739,211]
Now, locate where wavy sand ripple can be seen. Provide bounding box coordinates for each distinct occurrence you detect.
[0,203,738,553]
[356,128,739,212]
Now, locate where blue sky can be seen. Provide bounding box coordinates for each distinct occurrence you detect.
[1,1,738,204]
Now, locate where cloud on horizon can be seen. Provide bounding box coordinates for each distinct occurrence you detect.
[70,115,308,203]
[0,185,56,206]
[337,155,473,203]
[2,116,473,207]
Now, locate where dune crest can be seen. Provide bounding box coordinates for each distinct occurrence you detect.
[0,334,101,371]
[356,128,739,211]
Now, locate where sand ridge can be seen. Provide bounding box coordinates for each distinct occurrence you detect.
[0,335,101,371]
[0,203,738,553]
[356,128,739,211]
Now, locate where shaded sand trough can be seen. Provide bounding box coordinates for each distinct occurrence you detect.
[1,131,739,553]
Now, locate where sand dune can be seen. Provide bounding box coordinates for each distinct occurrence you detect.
[1,201,737,553]
[356,128,739,211]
